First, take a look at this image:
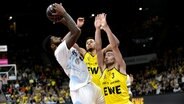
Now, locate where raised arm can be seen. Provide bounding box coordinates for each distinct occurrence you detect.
[75,17,87,56]
[53,16,86,56]
[100,13,126,74]
[94,14,105,71]
[64,17,87,56]
[52,3,81,49]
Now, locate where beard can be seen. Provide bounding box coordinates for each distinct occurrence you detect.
[87,48,94,52]
[56,42,61,46]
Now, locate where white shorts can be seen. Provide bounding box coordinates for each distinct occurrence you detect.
[70,82,105,104]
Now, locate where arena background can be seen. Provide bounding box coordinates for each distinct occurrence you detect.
[0,0,183,58]
[0,0,184,104]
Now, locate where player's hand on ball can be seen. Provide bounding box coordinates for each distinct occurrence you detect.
[46,3,65,22]
[52,3,66,16]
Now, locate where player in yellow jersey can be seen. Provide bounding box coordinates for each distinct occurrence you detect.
[95,13,132,104]
[72,17,101,86]
[83,47,102,86]
[75,17,119,87]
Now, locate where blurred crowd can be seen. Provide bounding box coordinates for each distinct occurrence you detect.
[131,47,184,96]
[1,47,183,103]
[1,64,72,104]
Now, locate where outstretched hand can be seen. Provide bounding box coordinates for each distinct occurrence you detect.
[99,13,107,30]
[94,14,102,29]
[77,17,85,28]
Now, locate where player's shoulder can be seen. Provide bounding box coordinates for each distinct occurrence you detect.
[55,41,68,55]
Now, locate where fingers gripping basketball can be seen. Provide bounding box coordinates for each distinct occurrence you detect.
[46,4,63,22]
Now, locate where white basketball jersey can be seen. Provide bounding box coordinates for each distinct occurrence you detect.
[127,74,131,86]
[127,74,132,95]
[55,41,91,91]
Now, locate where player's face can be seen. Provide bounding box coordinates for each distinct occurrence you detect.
[86,39,95,51]
[104,51,115,65]
[51,36,62,45]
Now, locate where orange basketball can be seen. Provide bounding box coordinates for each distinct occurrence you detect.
[46,4,63,22]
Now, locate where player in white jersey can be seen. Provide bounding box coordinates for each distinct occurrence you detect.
[42,3,104,104]
[127,74,133,101]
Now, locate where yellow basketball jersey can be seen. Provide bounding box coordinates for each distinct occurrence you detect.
[84,52,101,86]
[100,68,130,104]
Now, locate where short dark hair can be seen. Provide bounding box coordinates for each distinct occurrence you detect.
[42,35,61,68]
[42,35,52,54]
[103,48,113,56]
[86,37,94,41]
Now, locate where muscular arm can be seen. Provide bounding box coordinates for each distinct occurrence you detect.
[104,25,126,74]
[75,17,87,56]
[73,43,86,57]
[62,12,81,49]
[101,13,126,74]
[53,3,81,49]
[58,17,86,55]
[95,28,105,72]
[102,33,120,53]
[94,14,105,72]
[59,19,82,50]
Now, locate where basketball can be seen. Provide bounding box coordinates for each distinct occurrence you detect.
[46,4,63,22]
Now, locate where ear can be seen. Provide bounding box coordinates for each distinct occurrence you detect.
[51,44,56,49]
